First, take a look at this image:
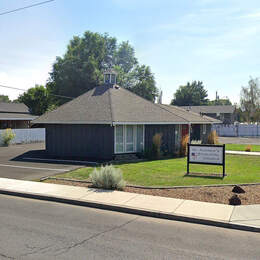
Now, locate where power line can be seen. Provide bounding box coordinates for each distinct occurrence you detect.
[0,84,74,100]
[0,0,55,16]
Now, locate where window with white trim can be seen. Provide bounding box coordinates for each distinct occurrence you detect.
[115,125,144,153]
[115,125,124,153]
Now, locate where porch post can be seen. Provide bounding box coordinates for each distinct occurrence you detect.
[188,123,191,143]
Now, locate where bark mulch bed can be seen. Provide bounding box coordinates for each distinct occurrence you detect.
[43,179,260,205]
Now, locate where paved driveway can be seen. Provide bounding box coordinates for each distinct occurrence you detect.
[219,136,260,145]
[0,143,80,180]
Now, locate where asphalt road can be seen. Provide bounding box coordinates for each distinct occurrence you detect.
[0,195,259,260]
[0,143,79,180]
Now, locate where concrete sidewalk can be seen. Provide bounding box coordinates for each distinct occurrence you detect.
[226,150,260,156]
[0,178,259,232]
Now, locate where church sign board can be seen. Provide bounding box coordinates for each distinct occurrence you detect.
[187,144,226,177]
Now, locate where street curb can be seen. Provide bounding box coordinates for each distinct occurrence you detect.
[0,188,259,233]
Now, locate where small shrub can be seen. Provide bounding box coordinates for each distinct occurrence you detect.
[245,145,252,152]
[1,128,15,146]
[207,130,219,144]
[229,194,241,205]
[191,140,202,144]
[179,134,189,157]
[232,185,245,194]
[152,133,162,159]
[90,165,126,190]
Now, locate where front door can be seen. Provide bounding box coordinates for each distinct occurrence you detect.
[182,124,189,138]
[191,124,201,141]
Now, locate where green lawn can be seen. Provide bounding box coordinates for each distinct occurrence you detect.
[225,144,260,152]
[56,155,260,187]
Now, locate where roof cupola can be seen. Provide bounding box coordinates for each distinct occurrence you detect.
[104,68,117,85]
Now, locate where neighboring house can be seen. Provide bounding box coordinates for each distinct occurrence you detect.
[32,71,220,161]
[181,105,235,124]
[0,102,37,129]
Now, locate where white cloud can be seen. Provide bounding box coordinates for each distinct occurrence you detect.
[240,11,260,19]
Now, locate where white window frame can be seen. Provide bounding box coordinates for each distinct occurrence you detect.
[125,125,135,153]
[114,125,145,154]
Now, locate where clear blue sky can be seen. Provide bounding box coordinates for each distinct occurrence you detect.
[1,0,260,104]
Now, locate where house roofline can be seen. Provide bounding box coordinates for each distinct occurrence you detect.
[0,118,36,120]
[32,120,217,125]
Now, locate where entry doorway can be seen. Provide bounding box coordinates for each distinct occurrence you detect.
[181,124,189,138]
[191,124,201,141]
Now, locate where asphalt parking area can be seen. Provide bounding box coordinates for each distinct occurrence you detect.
[219,137,260,145]
[0,143,80,180]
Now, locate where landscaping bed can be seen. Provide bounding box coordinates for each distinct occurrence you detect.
[43,154,260,205]
[43,178,260,205]
[54,155,260,187]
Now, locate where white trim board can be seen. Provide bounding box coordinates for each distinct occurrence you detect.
[32,121,216,125]
[0,118,36,120]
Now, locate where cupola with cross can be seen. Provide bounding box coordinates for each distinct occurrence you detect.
[104,68,117,85]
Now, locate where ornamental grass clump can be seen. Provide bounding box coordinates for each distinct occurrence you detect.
[191,140,202,144]
[179,134,189,157]
[152,133,162,159]
[245,145,252,152]
[90,165,126,190]
[1,128,15,146]
[207,130,219,145]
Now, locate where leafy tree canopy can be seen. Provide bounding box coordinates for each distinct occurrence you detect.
[240,77,260,122]
[0,95,11,103]
[171,81,208,106]
[17,85,53,115]
[48,31,158,104]
[207,99,232,106]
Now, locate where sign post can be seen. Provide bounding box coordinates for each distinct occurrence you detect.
[187,144,226,178]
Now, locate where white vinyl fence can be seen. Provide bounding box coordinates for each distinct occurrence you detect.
[0,128,45,145]
[213,124,260,137]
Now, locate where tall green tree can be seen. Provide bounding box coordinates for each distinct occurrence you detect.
[171,81,208,106]
[128,65,158,102]
[0,95,10,103]
[47,31,158,104]
[114,41,137,73]
[207,99,232,106]
[240,77,260,122]
[17,85,52,115]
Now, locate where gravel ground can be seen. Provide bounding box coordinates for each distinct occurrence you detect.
[44,179,260,205]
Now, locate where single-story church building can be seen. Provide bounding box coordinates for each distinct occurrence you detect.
[0,102,37,129]
[32,70,220,160]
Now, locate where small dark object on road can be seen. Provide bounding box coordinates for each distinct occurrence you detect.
[232,185,245,194]
[229,194,241,205]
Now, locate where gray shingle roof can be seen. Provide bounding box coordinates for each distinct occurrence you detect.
[0,113,37,120]
[0,102,30,114]
[32,85,219,125]
[181,105,235,114]
[159,105,221,124]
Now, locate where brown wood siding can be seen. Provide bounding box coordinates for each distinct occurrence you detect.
[145,125,176,154]
[46,124,114,160]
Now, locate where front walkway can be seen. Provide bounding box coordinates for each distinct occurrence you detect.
[0,178,259,232]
